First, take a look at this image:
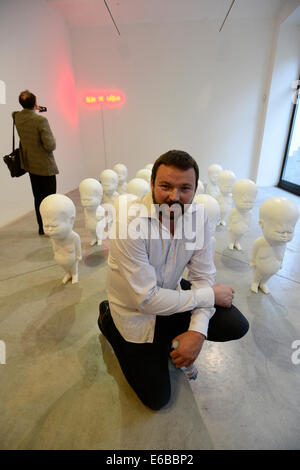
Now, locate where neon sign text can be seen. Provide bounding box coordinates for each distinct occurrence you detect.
[85,90,125,108]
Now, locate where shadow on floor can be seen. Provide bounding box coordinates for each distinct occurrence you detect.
[21,283,83,357]
[247,292,297,372]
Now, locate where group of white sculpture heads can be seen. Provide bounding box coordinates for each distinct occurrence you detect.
[201,164,299,295]
[40,161,299,296]
[39,163,154,286]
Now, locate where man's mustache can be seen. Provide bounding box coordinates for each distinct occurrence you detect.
[166,201,184,210]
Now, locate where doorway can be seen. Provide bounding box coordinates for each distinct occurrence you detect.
[278,77,300,195]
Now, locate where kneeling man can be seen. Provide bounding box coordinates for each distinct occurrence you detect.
[98,150,249,410]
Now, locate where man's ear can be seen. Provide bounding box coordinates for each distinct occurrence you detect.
[150,178,154,190]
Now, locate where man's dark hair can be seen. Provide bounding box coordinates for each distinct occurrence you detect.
[19,90,36,109]
[151,150,199,186]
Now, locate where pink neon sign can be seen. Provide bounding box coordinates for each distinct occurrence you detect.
[84,90,125,109]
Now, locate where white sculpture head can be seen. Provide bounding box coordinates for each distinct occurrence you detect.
[136,168,152,183]
[145,163,153,171]
[79,178,103,209]
[194,194,220,235]
[196,179,205,195]
[259,197,299,245]
[208,164,223,185]
[40,194,76,239]
[100,169,118,196]
[113,163,128,184]
[217,170,236,195]
[127,178,150,197]
[232,179,257,212]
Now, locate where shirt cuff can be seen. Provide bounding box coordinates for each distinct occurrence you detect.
[188,307,216,338]
[194,286,215,308]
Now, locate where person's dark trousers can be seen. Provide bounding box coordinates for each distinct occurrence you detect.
[98,279,249,411]
[29,173,56,233]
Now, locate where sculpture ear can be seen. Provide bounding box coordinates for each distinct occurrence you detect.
[259,219,263,229]
[70,215,75,225]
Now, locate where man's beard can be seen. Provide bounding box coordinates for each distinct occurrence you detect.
[152,189,185,220]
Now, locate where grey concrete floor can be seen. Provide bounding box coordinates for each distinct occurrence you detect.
[0,186,299,450]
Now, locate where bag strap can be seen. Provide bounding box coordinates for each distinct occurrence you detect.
[12,113,16,152]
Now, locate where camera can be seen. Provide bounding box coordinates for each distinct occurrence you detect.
[38,106,47,112]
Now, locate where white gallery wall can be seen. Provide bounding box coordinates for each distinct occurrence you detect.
[1,0,300,229]
[71,19,275,183]
[0,0,82,227]
[257,21,300,185]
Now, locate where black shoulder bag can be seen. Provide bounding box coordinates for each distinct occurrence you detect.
[3,114,26,177]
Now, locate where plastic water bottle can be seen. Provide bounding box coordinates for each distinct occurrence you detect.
[172,340,198,380]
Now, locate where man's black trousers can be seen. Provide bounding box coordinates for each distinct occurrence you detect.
[98,279,249,410]
[29,173,56,232]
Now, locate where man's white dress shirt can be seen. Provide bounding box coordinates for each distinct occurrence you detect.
[107,191,216,343]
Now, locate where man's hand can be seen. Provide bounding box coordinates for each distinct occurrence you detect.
[212,284,234,308]
[170,331,205,368]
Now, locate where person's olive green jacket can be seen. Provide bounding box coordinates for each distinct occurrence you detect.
[12,109,59,176]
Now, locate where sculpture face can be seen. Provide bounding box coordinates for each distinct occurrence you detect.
[260,215,297,244]
[233,188,257,212]
[218,171,236,195]
[43,211,73,240]
[113,164,128,183]
[232,179,257,212]
[80,190,101,209]
[219,181,234,194]
[259,197,299,245]
[208,164,222,184]
[234,192,256,211]
[100,170,118,195]
[40,194,76,240]
[79,179,103,208]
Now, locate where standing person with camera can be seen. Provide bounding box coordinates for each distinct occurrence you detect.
[13,90,58,235]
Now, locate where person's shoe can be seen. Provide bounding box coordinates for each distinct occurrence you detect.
[98,300,110,331]
[39,228,45,235]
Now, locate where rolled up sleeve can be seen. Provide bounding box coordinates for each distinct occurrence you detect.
[187,212,216,337]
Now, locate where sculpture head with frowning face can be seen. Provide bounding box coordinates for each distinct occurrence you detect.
[259,197,299,245]
[40,194,75,240]
[232,179,257,213]
[79,178,103,209]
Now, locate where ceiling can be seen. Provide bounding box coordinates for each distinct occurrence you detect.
[46,0,284,28]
